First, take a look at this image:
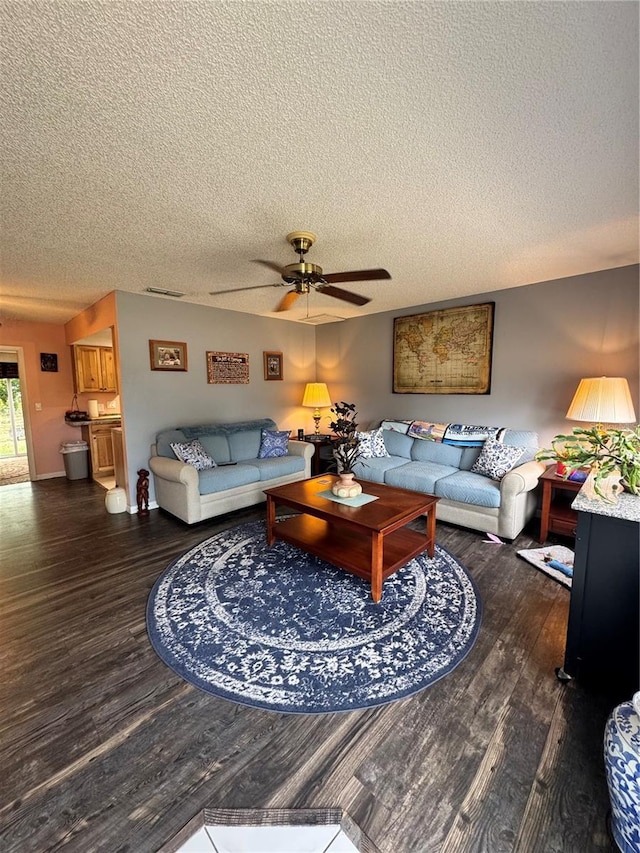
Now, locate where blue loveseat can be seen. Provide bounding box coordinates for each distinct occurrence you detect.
[149,418,313,524]
[351,423,545,540]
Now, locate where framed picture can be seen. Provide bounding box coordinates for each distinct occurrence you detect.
[263,351,283,381]
[393,302,495,394]
[40,352,58,372]
[206,351,250,384]
[149,340,188,371]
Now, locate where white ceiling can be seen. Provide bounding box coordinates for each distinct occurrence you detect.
[1,1,638,326]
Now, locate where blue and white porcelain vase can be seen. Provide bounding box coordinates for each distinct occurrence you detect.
[604,691,640,853]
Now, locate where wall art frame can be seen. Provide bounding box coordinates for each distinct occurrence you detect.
[206,351,250,384]
[393,302,495,394]
[263,351,283,381]
[40,352,58,372]
[149,340,188,371]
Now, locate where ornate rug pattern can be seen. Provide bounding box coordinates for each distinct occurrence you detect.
[147,520,482,713]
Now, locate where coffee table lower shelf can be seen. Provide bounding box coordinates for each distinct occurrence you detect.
[270,513,432,593]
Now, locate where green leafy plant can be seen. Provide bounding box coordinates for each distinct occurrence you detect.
[536,425,640,500]
[328,401,361,473]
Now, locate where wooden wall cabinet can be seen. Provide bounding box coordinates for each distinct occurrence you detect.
[74,345,117,393]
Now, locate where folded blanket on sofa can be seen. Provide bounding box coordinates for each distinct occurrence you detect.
[406,421,502,446]
[442,423,502,446]
[180,418,276,439]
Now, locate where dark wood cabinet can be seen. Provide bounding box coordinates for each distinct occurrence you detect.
[562,496,639,702]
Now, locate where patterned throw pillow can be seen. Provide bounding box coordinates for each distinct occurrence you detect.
[258,429,291,458]
[356,428,390,459]
[170,439,216,471]
[470,436,524,481]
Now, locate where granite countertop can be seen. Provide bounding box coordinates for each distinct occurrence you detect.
[572,488,640,523]
[65,416,122,426]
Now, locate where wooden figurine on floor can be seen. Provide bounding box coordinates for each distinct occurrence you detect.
[136,468,150,516]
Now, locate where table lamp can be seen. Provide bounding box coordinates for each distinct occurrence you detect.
[566,377,636,425]
[302,382,332,436]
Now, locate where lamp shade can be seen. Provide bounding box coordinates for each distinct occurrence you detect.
[566,377,636,423]
[302,382,332,409]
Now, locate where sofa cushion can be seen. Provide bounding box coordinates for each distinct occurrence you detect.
[197,464,260,495]
[471,437,525,480]
[501,429,539,464]
[459,446,482,471]
[411,439,463,468]
[169,439,216,471]
[156,428,187,458]
[229,428,263,461]
[258,429,291,458]
[356,428,389,458]
[246,455,306,480]
[384,461,459,493]
[382,429,414,459]
[435,470,502,508]
[198,433,232,464]
[352,456,410,484]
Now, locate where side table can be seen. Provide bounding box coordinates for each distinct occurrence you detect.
[303,434,335,476]
[538,466,583,543]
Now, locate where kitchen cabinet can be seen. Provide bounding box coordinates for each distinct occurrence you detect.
[81,422,119,476]
[74,345,117,393]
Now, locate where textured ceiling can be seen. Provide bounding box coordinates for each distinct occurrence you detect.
[1,1,638,326]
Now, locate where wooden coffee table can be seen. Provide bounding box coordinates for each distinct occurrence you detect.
[264,474,439,602]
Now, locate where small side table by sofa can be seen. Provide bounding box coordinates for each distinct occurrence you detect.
[303,435,335,476]
[539,467,583,543]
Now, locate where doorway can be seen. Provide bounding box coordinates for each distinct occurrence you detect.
[0,351,30,485]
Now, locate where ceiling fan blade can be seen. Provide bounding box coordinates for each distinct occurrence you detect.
[252,259,286,275]
[209,283,284,295]
[275,290,301,312]
[321,268,391,284]
[316,284,371,306]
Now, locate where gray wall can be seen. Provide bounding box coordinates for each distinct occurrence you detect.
[116,292,316,504]
[315,265,639,448]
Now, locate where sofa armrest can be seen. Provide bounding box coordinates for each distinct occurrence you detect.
[149,454,199,487]
[288,440,315,461]
[500,460,546,498]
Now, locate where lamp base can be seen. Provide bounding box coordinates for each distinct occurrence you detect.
[313,411,321,435]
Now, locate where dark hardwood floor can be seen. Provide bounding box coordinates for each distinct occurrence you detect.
[0,478,618,852]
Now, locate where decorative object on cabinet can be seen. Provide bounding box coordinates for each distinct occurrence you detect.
[263,351,283,380]
[393,302,494,394]
[149,340,187,371]
[301,382,332,435]
[206,351,249,384]
[40,352,58,372]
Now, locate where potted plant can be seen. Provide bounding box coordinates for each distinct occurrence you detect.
[328,401,363,497]
[536,425,640,501]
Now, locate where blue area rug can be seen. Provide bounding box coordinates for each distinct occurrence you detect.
[147,520,482,714]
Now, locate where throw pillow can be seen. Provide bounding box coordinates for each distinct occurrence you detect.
[470,436,524,481]
[170,439,217,471]
[356,428,390,459]
[258,429,291,458]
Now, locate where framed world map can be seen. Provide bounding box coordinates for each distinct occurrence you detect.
[393,302,495,394]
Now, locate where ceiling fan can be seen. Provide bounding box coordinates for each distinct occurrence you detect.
[209,231,391,312]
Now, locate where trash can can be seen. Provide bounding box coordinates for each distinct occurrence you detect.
[60,440,89,480]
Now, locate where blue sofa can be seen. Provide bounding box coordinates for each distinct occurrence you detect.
[149,418,313,524]
[352,424,545,540]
